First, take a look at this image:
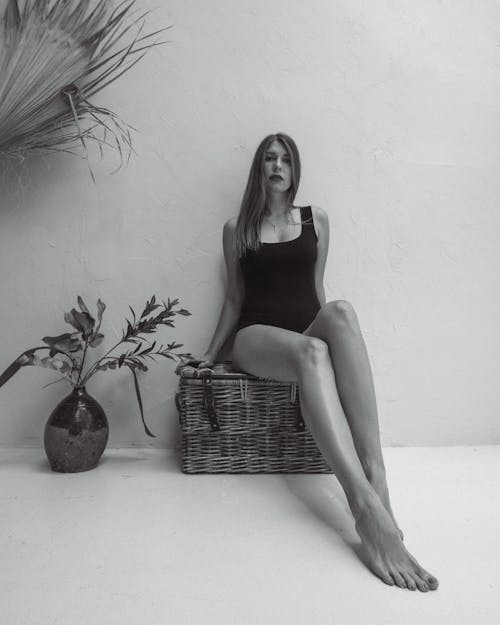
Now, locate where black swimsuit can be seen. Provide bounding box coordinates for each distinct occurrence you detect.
[236,205,321,333]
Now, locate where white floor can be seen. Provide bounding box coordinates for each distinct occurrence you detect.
[1,446,499,625]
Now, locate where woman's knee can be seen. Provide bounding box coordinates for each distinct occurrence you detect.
[318,300,357,326]
[298,337,330,369]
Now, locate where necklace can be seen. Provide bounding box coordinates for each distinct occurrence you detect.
[264,208,294,233]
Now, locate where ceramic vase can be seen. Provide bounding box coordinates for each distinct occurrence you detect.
[44,386,109,473]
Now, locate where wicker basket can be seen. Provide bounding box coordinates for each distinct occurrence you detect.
[176,361,333,474]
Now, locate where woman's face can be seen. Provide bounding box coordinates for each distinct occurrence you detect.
[263,139,292,194]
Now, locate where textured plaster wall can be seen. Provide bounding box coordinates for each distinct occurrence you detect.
[0,0,499,448]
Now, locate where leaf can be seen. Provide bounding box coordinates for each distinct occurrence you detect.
[64,311,82,332]
[139,341,155,356]
[42,333,83,354]
[129,366,155,438]
[0,0,168,174]
[88,297,105,346]
[0,345,77,388]
[94,299,106,335]
[0,359,22,388]
[64,308,94,338]
[140,295,160,319]
[38,356,72,376]
[77,296,91,315]
[166,341,183,350]
[89,332,104,347]
[4,0,21,33]
[18,351,37,366]
[176,309,191,316]
[124,319,134,339]
[49,358,66,371]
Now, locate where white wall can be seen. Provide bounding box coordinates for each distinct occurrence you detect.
[0,0,499,448]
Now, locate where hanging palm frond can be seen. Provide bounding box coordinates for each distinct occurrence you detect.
[0,0,167,176]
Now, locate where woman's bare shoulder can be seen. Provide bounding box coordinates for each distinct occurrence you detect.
[224,216,238,232]
[222,217,239,256]
[310,205,329,224]
[310,206,329,239]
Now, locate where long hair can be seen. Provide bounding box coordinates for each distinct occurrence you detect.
[234,132,301,257]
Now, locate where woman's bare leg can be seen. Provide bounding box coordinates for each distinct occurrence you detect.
[233,325,438,591]
[304,301,401,536]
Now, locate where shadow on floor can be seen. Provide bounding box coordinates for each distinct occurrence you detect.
[283,475,357,541]
[100,448,179,471]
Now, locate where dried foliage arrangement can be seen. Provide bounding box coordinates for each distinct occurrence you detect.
[0,295,192,436]
[0,0,167,177]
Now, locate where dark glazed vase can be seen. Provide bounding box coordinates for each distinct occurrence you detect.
[44,386,109,473]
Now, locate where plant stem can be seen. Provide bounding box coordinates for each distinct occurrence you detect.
[76,339,90,386]
[80,336,127,385]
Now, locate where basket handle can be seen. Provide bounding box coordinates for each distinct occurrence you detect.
[201,370,220,431]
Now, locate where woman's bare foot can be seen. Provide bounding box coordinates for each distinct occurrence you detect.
[352,492,438,592]
[367,467,404,541]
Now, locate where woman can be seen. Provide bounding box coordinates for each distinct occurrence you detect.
[195,132,438,592]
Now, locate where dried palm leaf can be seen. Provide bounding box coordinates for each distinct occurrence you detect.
[0,0,167,177]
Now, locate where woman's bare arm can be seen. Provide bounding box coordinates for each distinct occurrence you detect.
[312,205,329,306]
[198,218,244,366]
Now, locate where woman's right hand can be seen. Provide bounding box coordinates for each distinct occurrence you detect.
[176,354,215,375]
[182,353,215,370]
[197,352,216,369]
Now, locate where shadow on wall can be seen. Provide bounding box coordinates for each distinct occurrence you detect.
[0,152,78,216]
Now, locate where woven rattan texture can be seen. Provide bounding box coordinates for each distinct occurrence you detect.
[177,362,333,474]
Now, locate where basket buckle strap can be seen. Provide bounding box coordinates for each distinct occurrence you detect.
[200,369,220,431]
[295,413,306,432]
[290,382,305,432]
[239,379,248,402]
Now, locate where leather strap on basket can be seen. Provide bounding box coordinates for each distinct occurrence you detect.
[201,370,220,431]
[290,383,305,432]
[295,413,305,432]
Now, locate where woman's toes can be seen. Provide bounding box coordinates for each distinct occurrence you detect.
[414,574,429,592]
[412,558,439,590]
[391,571,407,589]
[381,571,395,586]
[416,566,439,590]
[372,562,395,586]
[403,573,417,591]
